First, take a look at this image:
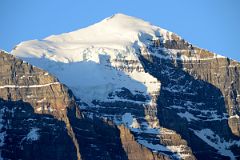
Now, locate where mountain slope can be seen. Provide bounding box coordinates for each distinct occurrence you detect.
[0,50,171,160]
[11,14,240,159]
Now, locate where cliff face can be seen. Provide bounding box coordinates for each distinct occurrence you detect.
[139,39,240,159]
[118,125,170,160]
[0,98,78,160]
[0,51,166,160]
[0,51,76,119]
[0,51,82,160]
[162,38,240,136]
[181,55,240,136]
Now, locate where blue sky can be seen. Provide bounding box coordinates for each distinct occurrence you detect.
[1,0,239,61]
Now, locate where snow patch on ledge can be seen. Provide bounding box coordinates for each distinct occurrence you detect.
[191,128,240,160]
[229,114,239,119]
[122,113,140,128]
[137,140,181,159]
[25,128,40,141]
[177,111,199,122]
[138,139,169,152]
[0,82,60,89]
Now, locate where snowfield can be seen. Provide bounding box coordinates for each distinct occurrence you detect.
[12,14,163,105]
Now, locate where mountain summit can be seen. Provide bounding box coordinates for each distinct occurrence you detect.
[9,14,240,159]
[12,13,167,104]
[12,13,174,62]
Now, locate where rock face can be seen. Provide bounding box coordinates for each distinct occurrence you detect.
[0,98,78,160]
[139,48,240,159]
[6,14,240,160]
[0,51,74,119]
[180,55,240,136]
[0,50,82,160]
[0,51,167,160]
[118,125,169,160]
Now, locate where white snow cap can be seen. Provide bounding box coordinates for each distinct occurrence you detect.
[12,13,173,63]
[11,13,163,104]
[12,13,225,105]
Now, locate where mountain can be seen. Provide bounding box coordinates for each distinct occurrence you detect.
[4,13,240,159]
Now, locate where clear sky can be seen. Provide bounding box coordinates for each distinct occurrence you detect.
[0,0,239,61]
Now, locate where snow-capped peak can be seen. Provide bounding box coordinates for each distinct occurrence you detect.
[45,13,169,46]
[11,14,164,104]
[12,13,174,63]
